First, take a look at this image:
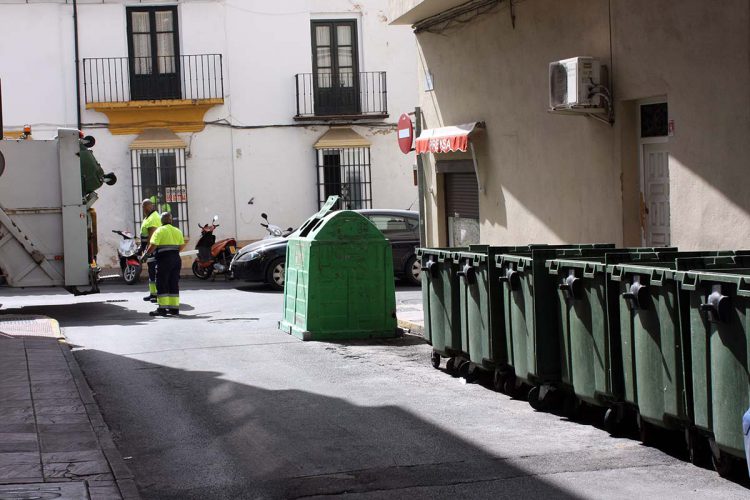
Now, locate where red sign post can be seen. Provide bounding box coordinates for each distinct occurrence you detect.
[397,113,414,154]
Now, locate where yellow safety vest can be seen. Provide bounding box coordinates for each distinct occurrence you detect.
[150,224,185,254]
[141,211,162,240]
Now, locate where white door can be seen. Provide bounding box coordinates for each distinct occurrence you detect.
[641,142,670,246]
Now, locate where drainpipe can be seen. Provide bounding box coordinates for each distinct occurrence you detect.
[73,0,82,130]
[415,106,426,247]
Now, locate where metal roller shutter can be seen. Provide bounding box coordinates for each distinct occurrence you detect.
[444,172,479,219]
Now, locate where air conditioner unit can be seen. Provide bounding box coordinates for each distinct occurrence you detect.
[549,57,604,112]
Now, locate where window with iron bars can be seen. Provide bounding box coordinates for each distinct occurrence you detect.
[131,148,190,237]
[316,147,372,210]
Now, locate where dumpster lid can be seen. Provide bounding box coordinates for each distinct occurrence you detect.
[296,195,341,237]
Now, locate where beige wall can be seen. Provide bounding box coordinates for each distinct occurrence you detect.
[411,0,750,249]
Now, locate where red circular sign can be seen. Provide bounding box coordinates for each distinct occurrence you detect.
[397,113,414,154]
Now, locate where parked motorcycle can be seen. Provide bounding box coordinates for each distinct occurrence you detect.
[260,213,294,239]
[112,229,142,285]
[192,215,237,280]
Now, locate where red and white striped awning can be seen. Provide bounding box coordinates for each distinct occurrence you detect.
[415,122,483,154]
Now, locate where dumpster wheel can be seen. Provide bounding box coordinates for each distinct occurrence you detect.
[446,357,458,374]
[459,362,480,383]
[709,437,738,478]
[636,413,657,447]
[685,428,710,467]
[493,367,516,395]
[562,394,582,421]
[528,386,544,411]
[603,406,625,435]
[430,351,441,369]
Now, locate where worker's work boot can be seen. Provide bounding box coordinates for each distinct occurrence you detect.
[149,308,168,317]
[143,295,157,302]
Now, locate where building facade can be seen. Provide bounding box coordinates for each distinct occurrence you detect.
[390,0,750,250]
[0,0,418,266]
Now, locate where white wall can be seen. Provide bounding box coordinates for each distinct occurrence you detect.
[0,0,418,268]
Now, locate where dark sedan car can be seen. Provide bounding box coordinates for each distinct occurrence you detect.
[230,209,421,290]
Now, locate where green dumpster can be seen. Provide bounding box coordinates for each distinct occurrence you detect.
[279,198,399,341]
[609,253,750,446]
[547,248,677,424]
[418,248,465,368]
[679,268,750,476]
[455,246,533,385]
[494,245,615,406]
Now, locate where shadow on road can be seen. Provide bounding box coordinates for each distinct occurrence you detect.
[75,349,581,500]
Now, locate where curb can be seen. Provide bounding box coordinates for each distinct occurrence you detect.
[397,318,424,337]
[59,340,141,500]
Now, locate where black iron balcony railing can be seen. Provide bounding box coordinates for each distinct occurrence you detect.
[83,54,223,104]
[295,71,387,119]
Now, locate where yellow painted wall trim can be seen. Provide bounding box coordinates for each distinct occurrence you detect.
[86,98,224,135]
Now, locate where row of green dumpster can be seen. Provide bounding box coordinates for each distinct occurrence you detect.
[418,244,750,478]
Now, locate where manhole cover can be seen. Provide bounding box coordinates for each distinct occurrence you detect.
[0,482,88,500]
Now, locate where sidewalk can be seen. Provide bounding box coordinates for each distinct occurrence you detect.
[396,291,424,336]
[0,316,139,500]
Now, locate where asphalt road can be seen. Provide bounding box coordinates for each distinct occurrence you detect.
[1,281,748,499]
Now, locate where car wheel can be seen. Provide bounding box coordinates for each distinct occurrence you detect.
[404,255,421,286]
[266,257,285,291]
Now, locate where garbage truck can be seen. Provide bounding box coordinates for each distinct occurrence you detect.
[0,128,116,295]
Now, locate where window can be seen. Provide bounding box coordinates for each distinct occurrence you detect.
[640,102,668,138]
[316,147,371,210]
[131,148,189,236]
[311,20,360,116]
[366,215,417,237]
[127,6,181,100]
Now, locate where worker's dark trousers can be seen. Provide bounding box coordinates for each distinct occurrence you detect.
[147,259,157,296]
[155,251,181,310]
[140,240,157,297]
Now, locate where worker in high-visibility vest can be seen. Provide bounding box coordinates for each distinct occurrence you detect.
[146,212,186,316]
[140,199,162,302]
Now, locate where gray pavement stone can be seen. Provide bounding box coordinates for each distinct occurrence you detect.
[89,482,124,500]
[0,399,34,409]
[0,482,88,500]
[45,459,113,478]
[0,334,134,498]
[35,413,91,425]
[42,450,107,464]
[32,389,81,400]
[0,386,31,400]
[0,463,42,482]
[35,404,87,416]
[0,453,38,467]
[116,478,141,500]
[39,431,99,453]
[0,424,35,434]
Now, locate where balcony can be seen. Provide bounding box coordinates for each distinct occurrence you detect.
[82,54,224,134]
[294,71,388,121]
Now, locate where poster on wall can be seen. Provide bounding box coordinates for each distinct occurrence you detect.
[165,187,187,203]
